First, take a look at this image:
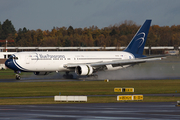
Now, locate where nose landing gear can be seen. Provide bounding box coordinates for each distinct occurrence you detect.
[15,74,21,80]
[14,71,21,80]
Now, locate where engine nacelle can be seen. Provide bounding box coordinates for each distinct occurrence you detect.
[34,72,49,75]
[75,65,93,76]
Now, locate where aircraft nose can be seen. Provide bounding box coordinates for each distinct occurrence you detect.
[5,59,12,68]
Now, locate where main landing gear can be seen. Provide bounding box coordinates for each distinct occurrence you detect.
[63,72,74,79]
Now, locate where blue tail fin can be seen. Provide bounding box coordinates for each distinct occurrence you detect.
[124,20,152,58]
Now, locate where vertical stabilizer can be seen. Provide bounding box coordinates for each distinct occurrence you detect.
[124,20,151,58]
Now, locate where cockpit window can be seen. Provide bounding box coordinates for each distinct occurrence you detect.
[9,56,13,59]
[9,55,18,60]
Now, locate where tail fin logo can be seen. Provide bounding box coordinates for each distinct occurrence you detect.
[136,32,145,48]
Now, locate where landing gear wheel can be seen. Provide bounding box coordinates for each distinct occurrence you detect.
[15,74,21,80]
[63,74,73,79]
[63,72,74,79]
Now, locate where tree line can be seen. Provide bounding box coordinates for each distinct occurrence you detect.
[1,19,180,48]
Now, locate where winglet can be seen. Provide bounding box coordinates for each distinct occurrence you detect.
[124,20,152,58]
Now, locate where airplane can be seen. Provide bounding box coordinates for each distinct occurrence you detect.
[5,20,164,80]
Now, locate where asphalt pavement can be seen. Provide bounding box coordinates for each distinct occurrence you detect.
[0,102,180,120]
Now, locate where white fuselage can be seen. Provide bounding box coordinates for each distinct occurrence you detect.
[13,51,135,72]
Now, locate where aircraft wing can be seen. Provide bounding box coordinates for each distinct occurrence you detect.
[64,57,163,68]
[138,54,167,59]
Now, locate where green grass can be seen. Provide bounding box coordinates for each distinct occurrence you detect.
[0,80,180,97]
[0,80,180,105]
[1,63,180,105]
[0,69,15,79]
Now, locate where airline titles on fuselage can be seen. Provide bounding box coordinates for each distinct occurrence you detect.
[31,54,66,60]
[29,53,123,61]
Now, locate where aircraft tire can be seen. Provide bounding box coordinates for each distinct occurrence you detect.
[15,74,21,80]
[63,74,73,79]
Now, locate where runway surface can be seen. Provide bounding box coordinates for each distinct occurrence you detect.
[1,77,180,83]
[0,78,78,83]
[0,102,180,120]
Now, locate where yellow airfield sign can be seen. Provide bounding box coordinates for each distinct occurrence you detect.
[114,88,134,92]
[133,95,143,100]
[124,88,134,92]
[117,95,143,101]
[114,88,122,92]
[117,95,132,101]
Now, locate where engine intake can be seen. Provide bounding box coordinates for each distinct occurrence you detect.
[75,65,93,76]
[34,72,49,75]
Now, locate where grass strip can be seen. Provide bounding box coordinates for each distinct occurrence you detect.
[0,80,179,105]
[0,80,180,97]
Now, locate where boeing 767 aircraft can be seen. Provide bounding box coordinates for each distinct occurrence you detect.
[5,20,163,80]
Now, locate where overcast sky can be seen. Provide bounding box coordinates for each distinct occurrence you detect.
[0,0,180,30]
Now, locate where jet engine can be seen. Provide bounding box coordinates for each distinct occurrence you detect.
[34,72,49,75]
[75,65,93,76]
